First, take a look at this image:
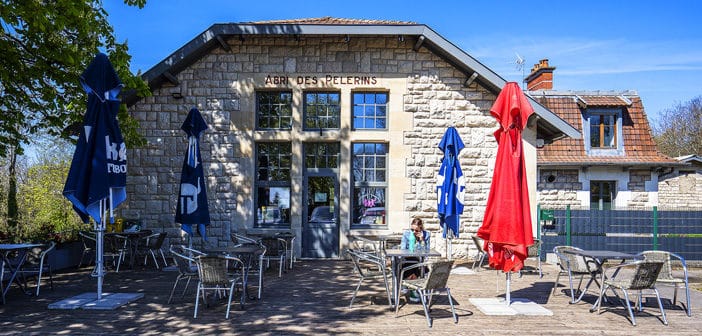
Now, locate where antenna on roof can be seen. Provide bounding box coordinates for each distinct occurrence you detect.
[514,52,526,90]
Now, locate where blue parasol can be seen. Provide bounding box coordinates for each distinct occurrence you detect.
[175,107,210,240]
[436,127,465,258]
[63,53,126,299]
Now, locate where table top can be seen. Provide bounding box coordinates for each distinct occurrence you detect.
[563,249,640,260]
[0,243,42,251]
[248,231,295,239]
[205,245,264,255]
[384,248,441,258]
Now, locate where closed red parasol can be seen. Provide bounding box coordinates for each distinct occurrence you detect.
[477,82,534,274]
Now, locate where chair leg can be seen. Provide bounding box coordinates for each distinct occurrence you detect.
[383,273,392,307]
[446,288,458,323]
[621,289,636,326]
[168,275,182,304]
[653,288,668,325]
[226,282,236,319]
[350,278,364,307]
[419,289,433,328]
[684,282,692,317]
[194,283,202,318]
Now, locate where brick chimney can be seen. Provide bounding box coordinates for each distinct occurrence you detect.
[524,59,556,90]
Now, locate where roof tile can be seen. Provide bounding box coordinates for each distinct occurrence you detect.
[536,94,677,165]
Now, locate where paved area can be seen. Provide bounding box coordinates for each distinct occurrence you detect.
[1,258,700,335]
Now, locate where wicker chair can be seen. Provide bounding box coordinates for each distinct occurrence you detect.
[351,237,381,256]
[552,245,601,303]
[594,260,667,326]
[346,249,391,307]
[471,235,486,271]
[194,255,244,319]
[519,239,543,278]
[168,245,203,304]
[397,259,457,328]
[638,250,691,317]
[103,234,128,272]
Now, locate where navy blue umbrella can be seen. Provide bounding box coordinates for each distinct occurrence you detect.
[437,127,465,257]
[63,53,126,298]
[175,107,210,240]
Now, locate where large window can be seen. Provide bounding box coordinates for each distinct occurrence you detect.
[589,110,617,148]
[353,92,388,129]
[351,143,388,227]
[304,92,340,130]
[256,143,292,227]
[590,181,615,210]
[304,143,340,169]
[256,91,292,130]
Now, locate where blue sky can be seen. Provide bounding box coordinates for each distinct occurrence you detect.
[105,0,702,124]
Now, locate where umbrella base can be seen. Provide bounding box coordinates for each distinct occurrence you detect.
[48,292,143,310]
[469,297,552,315]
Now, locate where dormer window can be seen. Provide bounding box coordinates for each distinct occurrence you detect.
[589,112,616,148]
[585,108,622,155]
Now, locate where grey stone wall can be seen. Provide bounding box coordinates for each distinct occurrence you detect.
[124,35,500,258]
[659,169,702,209]
[537,169,582,208]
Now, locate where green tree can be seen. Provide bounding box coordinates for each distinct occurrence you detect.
[653,96,702,157]
[17,142,87,242]
[1,0,150,234]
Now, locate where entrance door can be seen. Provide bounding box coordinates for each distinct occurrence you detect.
[302,175,339,258]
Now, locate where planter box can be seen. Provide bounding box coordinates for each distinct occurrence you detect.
[48,241,84,271]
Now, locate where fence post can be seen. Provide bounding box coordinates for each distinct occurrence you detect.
[566,205,571,246]
[536,204,541,240]
[653,206,659,250]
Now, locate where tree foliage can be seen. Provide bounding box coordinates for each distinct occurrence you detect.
[652,96,702,158]
[15,143,88,242]
[0,0,150,158]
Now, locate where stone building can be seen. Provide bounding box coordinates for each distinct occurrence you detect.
[658,155,702,209]
[529,59,687,210]
[122,18,577,259]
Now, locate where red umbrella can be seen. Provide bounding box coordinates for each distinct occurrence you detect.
[477,82,534,276]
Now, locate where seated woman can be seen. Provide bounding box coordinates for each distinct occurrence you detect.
[399,217,431,279]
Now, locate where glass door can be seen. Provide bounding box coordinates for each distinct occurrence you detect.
[302,175,339,258]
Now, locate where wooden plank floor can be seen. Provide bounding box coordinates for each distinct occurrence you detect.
[1,259,700,335]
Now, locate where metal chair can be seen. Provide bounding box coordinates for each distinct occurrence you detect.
[346,249,391,307]
[168,245,203,303]
[78,231,96,268]
[552,245,601,303]
[103,234,128,272]
[230,232,259,246]
[471,235,486,271]
[140,232,168,268]
[193,255,244,319]
[638,250,691,317]
[396,259,457,327]
[520,239,543,278]
[260,237,286,278]
[17,241,55,296]
[594,260,667,326]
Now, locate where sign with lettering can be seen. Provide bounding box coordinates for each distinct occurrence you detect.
[264,74,378,86]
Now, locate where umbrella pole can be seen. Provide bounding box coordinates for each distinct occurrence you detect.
[505,272,511,305]
[94,199,107,300]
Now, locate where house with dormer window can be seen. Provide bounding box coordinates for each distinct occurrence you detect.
[528,59,685,209]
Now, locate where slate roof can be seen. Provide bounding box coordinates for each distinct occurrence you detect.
[531,90,679,167]
[126,17,579,141]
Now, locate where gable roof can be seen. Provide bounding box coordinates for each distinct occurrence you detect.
[532,90,680,167]
[126,17,579,142]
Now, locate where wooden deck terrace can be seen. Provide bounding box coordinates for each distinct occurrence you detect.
[1,258,700,335]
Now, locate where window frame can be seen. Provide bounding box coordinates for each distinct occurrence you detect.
[586,108,621,151]
[352,91,389,130]
[590,180,616,210]
[303,91,341,131]
[350,142,389,229]
[256,91,293,130]
[255,142,292,228]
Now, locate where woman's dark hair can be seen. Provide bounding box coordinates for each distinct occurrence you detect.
[411,217,423,228]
